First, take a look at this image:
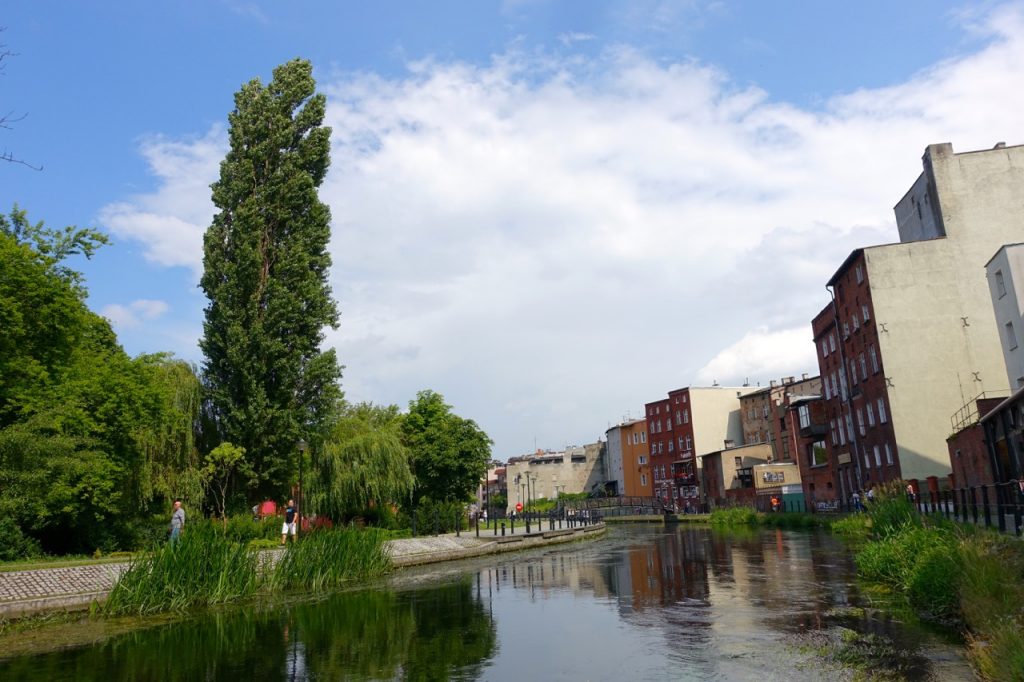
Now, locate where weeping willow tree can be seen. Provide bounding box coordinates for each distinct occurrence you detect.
[131,354,205,511]
[308,403,414,521]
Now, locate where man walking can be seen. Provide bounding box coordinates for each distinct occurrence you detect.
[281,498,298,544]
[169,499,185,543]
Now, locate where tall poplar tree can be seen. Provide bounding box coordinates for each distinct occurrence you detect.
[200,59,341,499]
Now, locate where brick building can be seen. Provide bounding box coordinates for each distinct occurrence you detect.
[646,386,755,508]
[813,142,1024,499]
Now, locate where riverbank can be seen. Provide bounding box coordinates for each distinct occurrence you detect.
[0,524,606,619]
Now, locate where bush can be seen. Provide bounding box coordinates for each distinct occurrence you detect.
[223,514,280,542]
[906,541,961,618]
[0,517,41,561]
[409,498,468,534]
[831,514,871,542]
[709,507,758,526]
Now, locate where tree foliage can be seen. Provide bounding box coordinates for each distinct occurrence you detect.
[202,442,252,524]
[308,402,413,521]
[0,208,202,553]
[200,59,342,500]
[401,391,492,504]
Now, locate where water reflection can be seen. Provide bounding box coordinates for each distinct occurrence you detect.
[0,527,970,681]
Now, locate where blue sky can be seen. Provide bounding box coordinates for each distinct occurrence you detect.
[3,1,1021,458]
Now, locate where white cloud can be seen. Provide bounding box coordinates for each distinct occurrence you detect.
[98,3,1024,457]
[99,128,223,275]
[694,327,818,386]
[558,32,596,46]
[101,299,170,330]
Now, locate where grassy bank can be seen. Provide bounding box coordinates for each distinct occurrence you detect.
[831,484,1024,680]
[104,526,390,616]
[709,507,830,529]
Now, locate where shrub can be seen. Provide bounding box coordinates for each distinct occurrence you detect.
[409,498,468,534]
[831,514,871,542]
[709,507,758,526]
[0,517,41,561]
[906,541,961,618]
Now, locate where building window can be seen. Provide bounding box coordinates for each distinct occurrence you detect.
[821,339,829,358]
[866,402,875,427]
[839,370,848,400]
[639,455,646,465]
[675,410,681,426]
[850,359,858,386]
[885,443,893,465]
[809,440,828,466]
[863,446,871,469]
[857,408,865,436]
[683,409,689,424]
[641,474,647,486]
[658,442,663,454]
[859,353,868,381]
[996,270,1007,298]
[685,436,692,451]
[877,398,888,423]
[1007,321,1019,350]
[829,333,836,353]
[824,378,832,400]
[641,432,646,443]
[762,405,770,417]
[845,414,854,441]
[843,322,850,339]
[869,345,879,374]
[668,440,674,453]
[862,303,870,321]
[852,313,860,331]
[855,264,864,283]
[798,405,811,429]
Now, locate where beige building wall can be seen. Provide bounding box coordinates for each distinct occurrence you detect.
[986,244,1024,389]
[690,386,759,461]
[505,442,606,504]
[869,142,1024,480]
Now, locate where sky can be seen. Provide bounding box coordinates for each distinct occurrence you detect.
[3,1,1024,459]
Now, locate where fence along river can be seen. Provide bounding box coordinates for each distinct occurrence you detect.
[0,525,973,681]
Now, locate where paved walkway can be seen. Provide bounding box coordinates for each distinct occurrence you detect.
[0,524,606,618]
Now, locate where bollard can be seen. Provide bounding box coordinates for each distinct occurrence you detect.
[475,514,479,538]
[456,510,461,537]
[501,521,506,536]
[494,516,498,536]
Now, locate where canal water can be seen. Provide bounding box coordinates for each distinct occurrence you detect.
[0,525,973,681]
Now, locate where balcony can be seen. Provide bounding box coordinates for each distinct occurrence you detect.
[673,473,698,486]
[799,423,828,439]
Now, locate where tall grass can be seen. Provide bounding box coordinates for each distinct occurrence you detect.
[840,481,1024,680]
[709,507,758,526]
[269,527,390,592]
[105,524,261,615]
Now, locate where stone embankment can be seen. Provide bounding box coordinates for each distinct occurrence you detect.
[0,523,606,618]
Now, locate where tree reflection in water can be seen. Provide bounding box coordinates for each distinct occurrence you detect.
[0,581,497,681]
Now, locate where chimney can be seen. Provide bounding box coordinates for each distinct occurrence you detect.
[802,372,808,380]
[724,439,735,450]
[770,380,777,388]
[994,141,1006,149]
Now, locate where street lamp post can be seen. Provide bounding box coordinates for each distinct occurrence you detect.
[296,439,308,540]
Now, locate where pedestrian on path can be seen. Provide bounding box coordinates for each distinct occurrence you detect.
[169,499,185,543]
[852,490,862,512]
[282,499,298,544]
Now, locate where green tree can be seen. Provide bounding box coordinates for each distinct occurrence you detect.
[401,391,492,504]
[307,402,414,521]
[199,59,342,499]
[0,208,203,552]
[202,442,253,524]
